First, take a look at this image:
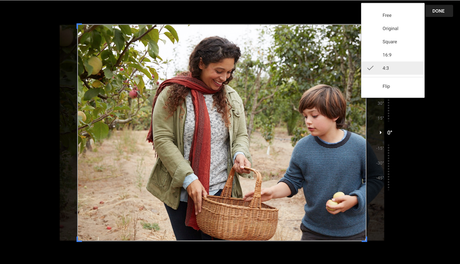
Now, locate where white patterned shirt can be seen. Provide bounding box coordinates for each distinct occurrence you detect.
[180,92,229,202]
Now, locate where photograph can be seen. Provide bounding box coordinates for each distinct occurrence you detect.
[68,24,378,241]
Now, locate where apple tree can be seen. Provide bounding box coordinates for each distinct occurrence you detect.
[269,25,364,146]
[77,24,178,154]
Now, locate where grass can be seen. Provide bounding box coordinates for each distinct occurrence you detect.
[78,128,144,182]
[141,221,160,231]
[135,157,145,192]
[116,212,141,241]
[113,128,140,159]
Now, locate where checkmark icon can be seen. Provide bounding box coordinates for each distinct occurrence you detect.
[367,65,374,70]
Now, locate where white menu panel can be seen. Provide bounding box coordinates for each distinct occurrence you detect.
[361,3,425,98]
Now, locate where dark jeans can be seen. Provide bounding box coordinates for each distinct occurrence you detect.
[300,223,365,241]
[164,189,222,240]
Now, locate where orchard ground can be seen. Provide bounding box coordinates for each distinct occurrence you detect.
[72,127,383,241]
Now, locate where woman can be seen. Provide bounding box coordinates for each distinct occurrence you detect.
[146,36,252,240]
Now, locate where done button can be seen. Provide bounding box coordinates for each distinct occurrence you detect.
[426,5,453,17]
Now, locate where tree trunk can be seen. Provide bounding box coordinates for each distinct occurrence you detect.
[342,25,355,129]
[247,69,262,143]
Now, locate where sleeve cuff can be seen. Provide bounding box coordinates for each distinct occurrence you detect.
[233,152,245,163]
[182,173,198,189]
[349,190,365,214]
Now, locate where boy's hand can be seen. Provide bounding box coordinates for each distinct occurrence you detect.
[244,187,274,202]
[326,195,358,215]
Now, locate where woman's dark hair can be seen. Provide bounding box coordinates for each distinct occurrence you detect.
[188,36,241,85]
[164,36,241,128]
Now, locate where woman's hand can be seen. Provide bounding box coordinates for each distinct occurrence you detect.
[186,179,208,215]
[233,154,251,174]
[326,195,358,215]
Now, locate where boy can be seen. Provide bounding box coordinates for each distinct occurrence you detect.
[244,84,367,240]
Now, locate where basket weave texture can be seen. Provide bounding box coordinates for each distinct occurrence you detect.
[196,167,278,240]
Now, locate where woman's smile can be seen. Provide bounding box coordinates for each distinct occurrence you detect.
[199,58,235,90]
[213,79,223,88]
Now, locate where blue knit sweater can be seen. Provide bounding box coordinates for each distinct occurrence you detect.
[279,131,366,237]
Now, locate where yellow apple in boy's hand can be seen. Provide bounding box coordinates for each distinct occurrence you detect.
[326,200,338,211]
[333,192,345,199]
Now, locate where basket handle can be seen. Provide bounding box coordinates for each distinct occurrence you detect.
[221,166,262,209]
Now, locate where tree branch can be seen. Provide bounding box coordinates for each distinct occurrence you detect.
[78,25,99,43]
[78,111,112,131]
[81,78,108,100]
[254,106,267,115]
[113,25,157,70]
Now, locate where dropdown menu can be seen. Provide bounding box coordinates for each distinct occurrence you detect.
[361,3,425,98]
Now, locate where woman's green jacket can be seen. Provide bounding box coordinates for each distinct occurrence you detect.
[146,85,252,210]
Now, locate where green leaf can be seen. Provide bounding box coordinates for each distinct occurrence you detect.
[79,136,87,154]
[119,25,132,35]
[148,40,159,59]
[102,25,113,31]
[81,104,95,111]
[137,76,145,94]
[103,68,113,79]
[164,25,179,42]
[83,59,93,76]
[113,29,124,52]
[164,32,175,44]
[147,66,158,80]
[105,82,113,93]
[83,88,102,100]
[92,31,102,51]
[79,33,91,45]
[128,63,152,80]
[148,29,159,43]
[114,105,130,110]
[88,121,109,142]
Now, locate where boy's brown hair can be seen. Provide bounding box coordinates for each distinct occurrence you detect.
[298,84,347,129]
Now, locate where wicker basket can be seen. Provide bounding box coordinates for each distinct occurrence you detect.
[196,167,278,240]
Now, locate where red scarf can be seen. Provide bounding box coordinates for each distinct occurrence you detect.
[146,74,222,230]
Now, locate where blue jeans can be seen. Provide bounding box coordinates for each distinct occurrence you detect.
[164,189,222,240]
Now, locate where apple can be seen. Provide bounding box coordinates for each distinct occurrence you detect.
[87,56,102,75]
[129,90,138,99]
[92,80,103,88]
[107,226,111,230]
[93,206,98,210]
[333,192,345,199]
[120,67,124,71]
[78,111,86,122]
[326,200,338,211]
[59,26,74,47]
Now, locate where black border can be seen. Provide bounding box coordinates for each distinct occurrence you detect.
[57,1,459,245]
